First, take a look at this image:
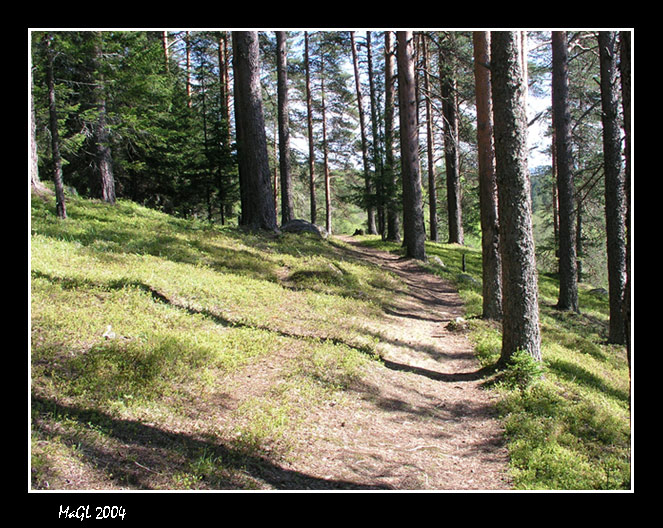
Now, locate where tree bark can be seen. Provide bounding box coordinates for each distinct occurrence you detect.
[91,32,115,205]
[551,31,579,312]
[304,32,317,225]
[439,41,463,245]
[598,31,627,345]
[232,31,277,231]
[351,32,377,235]
[45,33,67,219]
[620,30,631,374]
[422,35,438,243]
[397,32,426,260]
[491,31,541,363]
[472,31,502,320]
[384,31,400,242]
[276,31,294,225]
[321,66,332,235]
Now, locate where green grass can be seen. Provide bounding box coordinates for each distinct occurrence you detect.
[366,236,631,490]
[30,191,392,490]
[30,190,631,490]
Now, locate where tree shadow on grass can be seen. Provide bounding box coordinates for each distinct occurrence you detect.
[31,394,389,491]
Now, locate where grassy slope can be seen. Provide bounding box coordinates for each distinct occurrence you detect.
[30,193,631,490]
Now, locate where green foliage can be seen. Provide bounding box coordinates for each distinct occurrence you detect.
[30,192,395,489]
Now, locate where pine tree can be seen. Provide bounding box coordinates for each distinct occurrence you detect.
[472,31,502,320]
[232,31,277,231]
[396,31,426,260]
[491,31,541,363]
[552,31,579,312]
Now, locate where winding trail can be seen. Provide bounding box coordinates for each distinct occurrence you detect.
[282,236,513,490]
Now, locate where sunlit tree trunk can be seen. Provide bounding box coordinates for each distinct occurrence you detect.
[491,31,541,364]
[552,31,579,312]
[232,31,277,231]
[472,31,502,320]
[598,31,626,345]
[397,31,426,260]
[276,31,294,225]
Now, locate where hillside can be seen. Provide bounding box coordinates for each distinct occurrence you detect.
[30,192,631,491]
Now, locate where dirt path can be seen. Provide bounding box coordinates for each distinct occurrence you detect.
[277,236,513,490]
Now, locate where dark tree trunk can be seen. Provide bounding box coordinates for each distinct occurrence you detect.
[620,30,631,374]
[439,43,463,245]
[276,31,294,225]
[232,31,277,231]
[491,31,541,364]
[384,31,400,243]
[472,31,502,320]
[422,35,438,243]
[304,32,317,225]
[552,31,579,312]
[397,31,426,260]
[351,32,377,235]
[45,34,67,219]
[91,32,115,205]
[598,31,627,345]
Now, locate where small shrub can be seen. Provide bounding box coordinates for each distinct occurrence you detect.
[502,349,546,392]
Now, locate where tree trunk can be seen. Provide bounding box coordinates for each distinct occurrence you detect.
[598,31,627,345]
[276,31,294,225]
[304,32,317,225]
[439,42,463,245]
[396,31,426,260]
[384,31,400,243]
[472,31,502,320]
[620,30,631,374]
[366,32,385,238]
[351,32,377,235]
[491,31,541,364]
[422,35,438,243]
[91,32,115,205]
[232,31,277,231]
[551,31,579,312]
[45,33,67,219]
[321,67,332,235]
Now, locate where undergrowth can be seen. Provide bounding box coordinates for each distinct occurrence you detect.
[30,191,392,490]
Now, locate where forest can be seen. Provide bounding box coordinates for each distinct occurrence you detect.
[29,29,632,495]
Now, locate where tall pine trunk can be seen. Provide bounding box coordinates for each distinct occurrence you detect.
[304,32,317,225]
[552,31,579,312]
[598,31,627,345]
[276,31,294,225]
[491,31,541,364]
[232,31,277,231]
[91,32,115,204]
[321,68,332,235]
[472,31,502,320]
[422,35,438,243]
[45,33,67,219]
[351,32,377,235]
[397,31,426,260]
[439,42,463,245]
[384,31,400,242]
[620,31,632,374]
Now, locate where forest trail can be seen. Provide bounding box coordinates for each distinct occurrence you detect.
[273,236,513,490]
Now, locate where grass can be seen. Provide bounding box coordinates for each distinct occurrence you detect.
[30,190,631,490]
[366,236,631,490]
[30,191,392,490]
